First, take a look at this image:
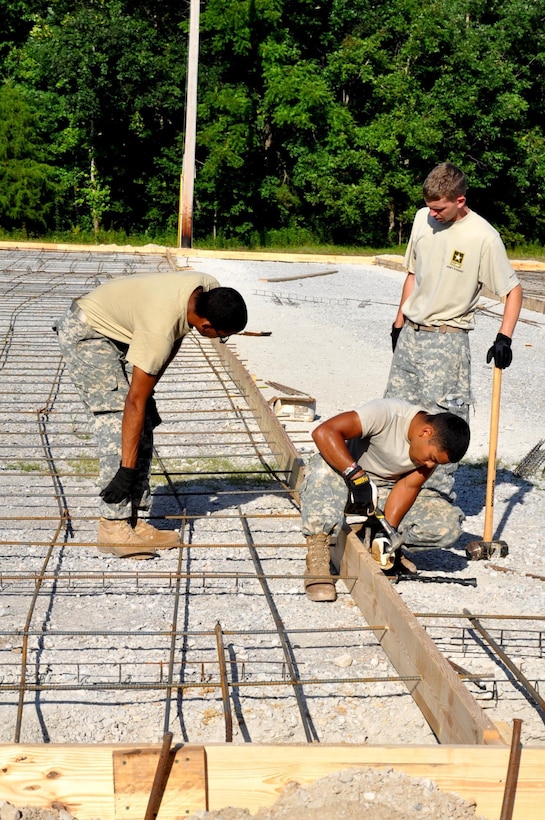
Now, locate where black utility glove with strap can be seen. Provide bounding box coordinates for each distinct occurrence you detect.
[343,465,377,516]
[146,395,162,429]
[100,465,138,504]
[486,333,512,369]
[390,324,402,353]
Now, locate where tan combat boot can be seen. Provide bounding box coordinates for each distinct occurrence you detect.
[132,518,181,549]
[97,518,158,560]
[304,533,337,602]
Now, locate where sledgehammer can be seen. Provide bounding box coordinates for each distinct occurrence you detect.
[466,365,508,560]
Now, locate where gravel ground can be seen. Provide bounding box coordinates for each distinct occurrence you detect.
[186,255,545,744]
[1,250,544,818]
[186,766,484,819]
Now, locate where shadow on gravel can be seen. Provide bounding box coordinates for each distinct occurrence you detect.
[406,547,468,573]
[454,464,534,519]
[148,475,295,530]
[402,466,535,576]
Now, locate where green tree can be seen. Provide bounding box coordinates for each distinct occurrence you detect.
[0,83,58,232]
[10,0,189,233]
[2,0,545,245]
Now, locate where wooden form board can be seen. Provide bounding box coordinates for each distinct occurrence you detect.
[179,248,376,265]
[205,744,545,819]
[0,744,206,820]
[112,746,206,818]
[0,240,376,266]
[332,529,503,746]
[0,743,544,819]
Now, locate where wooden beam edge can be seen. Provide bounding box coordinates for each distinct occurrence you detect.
[0,743,543,820]
[331,529,503,746]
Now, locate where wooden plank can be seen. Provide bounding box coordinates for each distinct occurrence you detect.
[0,744,120,818]
[178,248,376,265]
[0,744,206,820]
[1,743,544,820]
[0,240,175,256]
[112,746,206,819]
[258,269,338,282]
[331,529,503,745]
[481,285,545,315]
[204,743,545,820]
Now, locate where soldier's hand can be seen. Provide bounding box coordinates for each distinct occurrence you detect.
[344,468,377,516]
[100,466,138,503]
[486,333,512,369]
[146,395,162,428]
[390,324,402,352]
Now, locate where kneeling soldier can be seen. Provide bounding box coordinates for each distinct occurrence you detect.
[300,398,470,601]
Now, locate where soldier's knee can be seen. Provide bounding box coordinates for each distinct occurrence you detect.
[401,504,463,549]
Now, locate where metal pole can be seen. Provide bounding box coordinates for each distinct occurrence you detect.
[500,719,523,820]
[180,0,200,248]
[177,174,183,247]
[144,731,174,820]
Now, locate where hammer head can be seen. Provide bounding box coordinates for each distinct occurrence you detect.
[388,530,404,553]
[466,540,509,560]
[376,515,404,554]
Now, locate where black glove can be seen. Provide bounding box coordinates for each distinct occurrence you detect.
[344,468,377,516]
[390,324,402,353]
[146,395,162,428]
[486,333,512,369]
[100,466,138,504]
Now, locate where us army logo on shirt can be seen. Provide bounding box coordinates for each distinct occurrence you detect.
[451,250,464,268]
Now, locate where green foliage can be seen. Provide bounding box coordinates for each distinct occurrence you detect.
[1,0,545,245]
[0,82,59,230]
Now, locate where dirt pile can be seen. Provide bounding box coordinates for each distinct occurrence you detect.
[187,766,485,820]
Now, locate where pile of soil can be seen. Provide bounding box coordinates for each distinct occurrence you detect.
[0,803,78,820]
[187,766,485,819]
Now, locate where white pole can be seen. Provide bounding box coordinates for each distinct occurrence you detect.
[180,0,200,248]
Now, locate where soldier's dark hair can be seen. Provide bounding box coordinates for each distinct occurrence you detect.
[195,287,248,333]
[426,412,470,463]
[423,162,467,201]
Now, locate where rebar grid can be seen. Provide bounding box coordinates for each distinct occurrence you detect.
[1,248,544,749]
[0,250,421,747]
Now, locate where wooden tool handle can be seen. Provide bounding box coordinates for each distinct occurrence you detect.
[483,365,503,542]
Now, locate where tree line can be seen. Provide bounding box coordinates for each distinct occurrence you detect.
[1,0,544,247]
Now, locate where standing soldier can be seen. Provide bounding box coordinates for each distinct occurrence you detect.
[387,162,522,497]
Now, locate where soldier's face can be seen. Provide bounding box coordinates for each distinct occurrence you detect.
[425,196,466,223]
[409,440,450,470]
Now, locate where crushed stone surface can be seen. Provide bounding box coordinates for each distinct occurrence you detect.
[189,766,485,819]
[1,253,544,818]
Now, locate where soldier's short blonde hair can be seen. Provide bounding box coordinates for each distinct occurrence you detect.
[423,162,467,202]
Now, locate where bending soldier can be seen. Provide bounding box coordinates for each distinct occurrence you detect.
[56,271,247,559]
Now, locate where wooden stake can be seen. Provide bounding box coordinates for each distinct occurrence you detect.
[483,365,502,542]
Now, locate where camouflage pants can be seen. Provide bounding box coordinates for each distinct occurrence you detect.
[300,453,464,549]
[55,306,154,519]
[384,323,473,499]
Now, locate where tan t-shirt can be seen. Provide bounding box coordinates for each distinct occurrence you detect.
[402,208,519,329]
[347,398,424,481]
[78,271,219,374]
